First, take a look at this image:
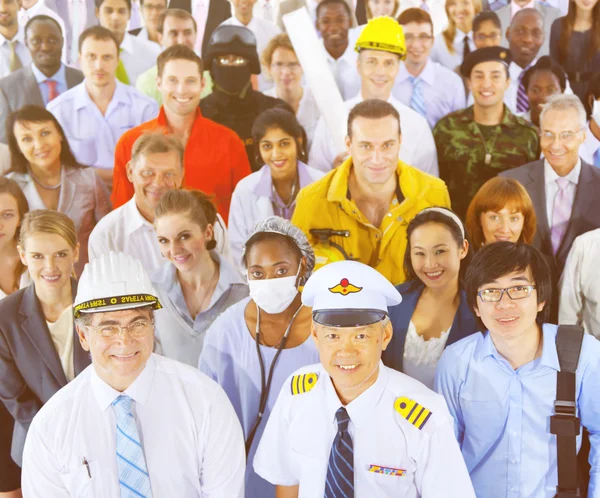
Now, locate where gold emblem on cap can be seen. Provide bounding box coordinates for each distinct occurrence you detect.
[500,51,507,59]
[329,278,363,296]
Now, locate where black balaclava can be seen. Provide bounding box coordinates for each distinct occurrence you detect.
[211,61,252,97]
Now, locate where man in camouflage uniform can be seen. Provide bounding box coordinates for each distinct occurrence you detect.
[433,46,539,219]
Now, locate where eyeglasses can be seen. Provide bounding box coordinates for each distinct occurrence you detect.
[271,62,301,71]
[477,285,536,303]
[539,129,583,143]
[404,34,433,44]
[86,318,154,338]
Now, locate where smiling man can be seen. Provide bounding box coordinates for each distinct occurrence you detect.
[435,241,600,498]
[433,46,539,219]
[254,260,476,497]
[21,251,245,497]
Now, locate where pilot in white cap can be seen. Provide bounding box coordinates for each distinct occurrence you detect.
[302,260,402,327]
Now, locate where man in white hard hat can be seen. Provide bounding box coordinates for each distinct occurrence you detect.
[21,251,245,497]
[253,260,476,497]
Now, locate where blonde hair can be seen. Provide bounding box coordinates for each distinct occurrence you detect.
[130,131,184,170]
[442,0,482,55]
[366,0,401,20]
[261,33,297,69]
[19,210,78,250]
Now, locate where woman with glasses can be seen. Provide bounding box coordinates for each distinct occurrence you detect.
[198,217,319,498]
[0,210,90,493]
[261,34,321,148]
[383,207,478,388]
[228,109,324,268]
[5,106,111,276]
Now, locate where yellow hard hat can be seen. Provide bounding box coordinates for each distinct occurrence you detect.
[355,16,406,60]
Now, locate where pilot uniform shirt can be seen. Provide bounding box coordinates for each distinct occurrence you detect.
[254,362,476,497]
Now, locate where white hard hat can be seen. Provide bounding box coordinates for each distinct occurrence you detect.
[74,252,162,318]
[302,260,402,327]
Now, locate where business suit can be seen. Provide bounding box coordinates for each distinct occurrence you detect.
[168,0,232,57]
[0,64,84,143]
[497,1,561,56]
[276,0,358,30]
[500,159,600,273]
[0,279,90,466]
[382,281,479,373]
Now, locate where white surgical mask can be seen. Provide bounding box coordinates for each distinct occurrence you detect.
[593,100,600,126]
[248,266,300,315]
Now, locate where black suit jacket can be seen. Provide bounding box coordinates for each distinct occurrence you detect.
[129,27,143,36]
[168,0,232,57]
[0,279,90,464]
[499,159,600,273]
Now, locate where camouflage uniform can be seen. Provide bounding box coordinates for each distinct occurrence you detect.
[433,105,539,219]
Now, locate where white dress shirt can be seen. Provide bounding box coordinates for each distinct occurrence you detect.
[220,16,280,91]
[580,120,600,165]
[134,26,161,51]
[309,93,439,176]
[504,59,535,114]
[119,32,161,86]
[393,59,466,129]
[430,30,475,70]
[66,0,88,65]
[18,1,68,63]
[88,197,232,273]
[254,362,476,497]
[192,0,210,53]
[47,81,159,170]
[559,228,600,338]
[322,39,361,100]
[22,354,245,497]
[0,26,32,79]
[544,158,581,227]
[253,0,281,22]
[399,0,449,35]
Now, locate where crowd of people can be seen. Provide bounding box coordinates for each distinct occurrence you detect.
[0,0,599,496]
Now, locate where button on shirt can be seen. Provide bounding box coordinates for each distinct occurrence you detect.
[0,28,31,79]
[254,362,476,497]
[31,63,67,106]
[21,354,246,497]
[544,158,581,227]
[393,60,466,129]
[119,32,162,86]
[47,81,158,171]
[322,40,361,100]
[434,324,600,498]
[430,30,475,70]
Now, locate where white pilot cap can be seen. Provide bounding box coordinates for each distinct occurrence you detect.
[302,261,402,327]
[73,252,162,318]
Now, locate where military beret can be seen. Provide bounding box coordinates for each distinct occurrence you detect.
[460,46,512,78]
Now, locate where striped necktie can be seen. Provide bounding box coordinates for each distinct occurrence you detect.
[9,40,22,73]
[550,177,574,254]
[517,67,530,113]
[116,48,130,85]
[325,407,354,498]
[409,76,427,119]
[112,395,153,498]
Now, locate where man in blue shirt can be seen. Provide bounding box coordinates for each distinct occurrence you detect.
[435,241,600,498]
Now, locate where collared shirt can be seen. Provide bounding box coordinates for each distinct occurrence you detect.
[199,297,320,498]
[511,0,535,17]
[398,0,448,35]
[21,354,246,497]
[253,0,281,22]
[0,27,32,79]
[430,30,475,70]
[254,362,476,497]
[133,26,161,51]
[192,0,210,50]
[434,324,600,498]
[30,62,67,106]
[309,93,439,177]
[505,60,537,114]
[18,0,68,63]
[47,80,158,170]
[151,252,249,366]
[580,120,600,165]
[322,40,361,100]
[66,0,88,65]
[544,158,581,227]
[136,65,214,105]
[88,196,233,273]
[119,32,161,86]
[393,59,466,129]
[111,108,252,221]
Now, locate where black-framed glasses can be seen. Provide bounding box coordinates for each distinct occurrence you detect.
[477,285,536,303]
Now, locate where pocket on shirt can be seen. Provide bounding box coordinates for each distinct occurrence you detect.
[363,463,415,496]
[59,459,101,497]
[67,137,97,167]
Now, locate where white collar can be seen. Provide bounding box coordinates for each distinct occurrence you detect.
[125,196,155,235]
[544,157,582,185]
[120,32,134,54]
[0,25,25,46]
[452,30,473,45]
[323,39,356,64]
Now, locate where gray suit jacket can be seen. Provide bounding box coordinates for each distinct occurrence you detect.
[497,1,561,56]
[276,0,358,30]
[0,279,90,465]
[499,159,600,273]
[0,64,84,143]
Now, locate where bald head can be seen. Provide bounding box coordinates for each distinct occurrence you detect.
[507,8,544,69]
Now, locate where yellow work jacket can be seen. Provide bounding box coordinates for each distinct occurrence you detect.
[291,158,451,285]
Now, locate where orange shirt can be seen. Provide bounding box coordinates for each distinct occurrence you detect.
[111,108,251,222]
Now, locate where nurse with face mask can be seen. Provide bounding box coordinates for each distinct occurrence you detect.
[198,216,319,498]
[581,73,600,167]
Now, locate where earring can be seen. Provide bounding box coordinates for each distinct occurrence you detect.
[206,239,217,251]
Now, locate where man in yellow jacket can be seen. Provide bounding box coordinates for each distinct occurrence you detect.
[292,99,451,285]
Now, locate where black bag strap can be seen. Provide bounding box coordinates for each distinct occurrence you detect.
[552,325,585,498]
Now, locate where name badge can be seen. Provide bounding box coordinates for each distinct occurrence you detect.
[367,464,406,477]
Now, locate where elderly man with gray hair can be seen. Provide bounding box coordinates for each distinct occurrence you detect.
[88,131,232,272]
[500,93,600,274]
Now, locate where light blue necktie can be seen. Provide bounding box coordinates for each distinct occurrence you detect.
[409,76,427,120]
[112,395,153,498]
[594,148,600,168]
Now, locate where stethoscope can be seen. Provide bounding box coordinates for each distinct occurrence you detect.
[245,302,303,455]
